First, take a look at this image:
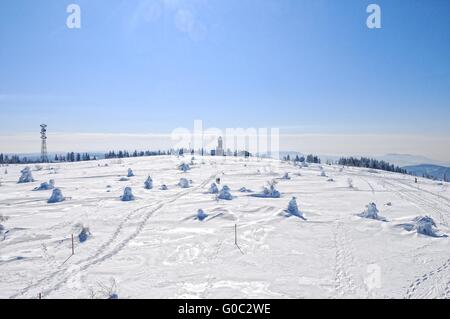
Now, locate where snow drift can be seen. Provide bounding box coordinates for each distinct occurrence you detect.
[252,182,281,198]
[239,187,252,193]
[217,185,233,200]
[47,188,65,204]
[121,187,135,201]
[179,163,191,172]
[358,203,386,221]
[178,178,190,188]
[283,197,306,220]
[144,176,153,190]
[209,183,219,194]
[398,216,447,237]
[34,179,55,191]
[195,209,208,221]
[18,167,34,183]
[79,226,92,243]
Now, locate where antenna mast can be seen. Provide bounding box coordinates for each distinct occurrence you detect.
[40,124,48,162]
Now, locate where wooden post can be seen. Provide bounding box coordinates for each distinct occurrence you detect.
[71,234,74,255]
[38,293,42,299]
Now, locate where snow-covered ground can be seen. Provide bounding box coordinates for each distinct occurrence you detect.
[0,156,449,299]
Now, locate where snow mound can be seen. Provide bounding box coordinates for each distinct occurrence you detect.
[78,226,92,243]
[47,188,65,204]
[252,183,281,198]
[320,170,327,177]
[347,178,354,188]
[18,167,34,183]
[179,163,191,172]
[239,187,252,193]
[358,203,386,221]
[283,197,306,219]
[127,169,135,177]
[119,177,129,182]
[195,209,209,221]
[281,173,290,180]
[121,187,135,201]
[144,176,153,190]
[209,183,219,194]
[415,216,439,237]
[178,178,190,188]
[34,179,55,191]
[397,216,447,237]
[159,184,168,190]
[217,185,233,200]
[327,178,334,182]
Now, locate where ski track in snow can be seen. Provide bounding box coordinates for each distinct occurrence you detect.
[1,158,449,299]
[377,179,450,299]
[9,174,216,299]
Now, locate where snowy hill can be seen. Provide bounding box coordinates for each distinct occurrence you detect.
[0,156,449,299]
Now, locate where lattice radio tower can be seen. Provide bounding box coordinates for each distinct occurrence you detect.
[40,124,48,162]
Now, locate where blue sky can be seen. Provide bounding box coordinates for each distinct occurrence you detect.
[0,0,450,158]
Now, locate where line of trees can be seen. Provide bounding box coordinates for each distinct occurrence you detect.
[54,153,97,162]
[0,154,31,164]
[338,157,407,174]
[284,154,321,164]
[0,153,98,164]
[104,150,169,159]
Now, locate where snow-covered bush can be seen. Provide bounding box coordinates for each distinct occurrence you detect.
[209,183,219,194]
[119,177,129,182]
[398,216,447,237]
[144,176,153,190]
[252,181,281,198]
[358,203,386,221]
[217,185,233,200]
[121,187,135,201]
[196,209,208,221]
[347,178,354,188]
[284,197,306,219]
[127,168,134,177]
[18,167,34,183]
[178,178,190,188]
[281,173,290,180]
[78,226,91,243]
[415,216,437,236]
[179,163,191,172]
[239,187,252,193]
[320,170,327,177]
[48,188,65,204]
[327,178,334,182]
[159,184,168,190]
[34,179,55,191]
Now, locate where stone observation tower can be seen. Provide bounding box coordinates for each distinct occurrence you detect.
[40,124,48,162]
[216,136,224,156]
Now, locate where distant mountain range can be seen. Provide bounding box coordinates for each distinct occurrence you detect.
[403,164,450,181]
